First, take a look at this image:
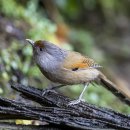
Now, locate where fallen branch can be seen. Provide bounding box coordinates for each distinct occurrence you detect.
[0,82,129,129]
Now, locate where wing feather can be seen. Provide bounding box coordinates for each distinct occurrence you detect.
[63,51,101,70]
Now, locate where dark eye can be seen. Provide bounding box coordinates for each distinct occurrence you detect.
[39,47,43,51]
[72,68,78,71]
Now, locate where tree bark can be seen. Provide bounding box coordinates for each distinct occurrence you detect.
[0,82,129,130]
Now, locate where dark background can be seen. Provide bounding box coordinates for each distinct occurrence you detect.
[0,0,130,116]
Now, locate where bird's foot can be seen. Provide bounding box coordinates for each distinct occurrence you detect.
[42,89,56,96]
[68,98,85,105]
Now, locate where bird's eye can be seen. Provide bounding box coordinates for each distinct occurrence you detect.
[39,47,43,51]
[72,68,78,71]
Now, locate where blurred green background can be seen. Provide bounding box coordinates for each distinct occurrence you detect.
[0,0,130,114]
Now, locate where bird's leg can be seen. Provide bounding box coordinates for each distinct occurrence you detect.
[42,84,65,96]
[68,83,89,105]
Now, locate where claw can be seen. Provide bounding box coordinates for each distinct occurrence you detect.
[68,98,85,105]
[68,83,88,105]
[42,89,56,96]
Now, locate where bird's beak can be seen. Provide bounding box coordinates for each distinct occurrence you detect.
[26,39,34,46]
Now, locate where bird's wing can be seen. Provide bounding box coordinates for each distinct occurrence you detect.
[63,51,101,70]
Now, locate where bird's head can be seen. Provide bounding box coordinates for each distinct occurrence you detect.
[26,39,66,61]
[26,39,50,56]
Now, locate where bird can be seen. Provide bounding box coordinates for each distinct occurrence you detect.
[26,39,130,106]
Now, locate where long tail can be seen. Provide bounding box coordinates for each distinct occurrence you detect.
[99,73,130,106]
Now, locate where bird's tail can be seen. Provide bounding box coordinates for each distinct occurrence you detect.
[99,72,130,106]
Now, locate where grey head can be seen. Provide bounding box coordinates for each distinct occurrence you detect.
[26,39,66,60]
[26,39,67,72]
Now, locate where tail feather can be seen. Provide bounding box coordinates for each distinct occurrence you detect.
[99,73,130,106]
